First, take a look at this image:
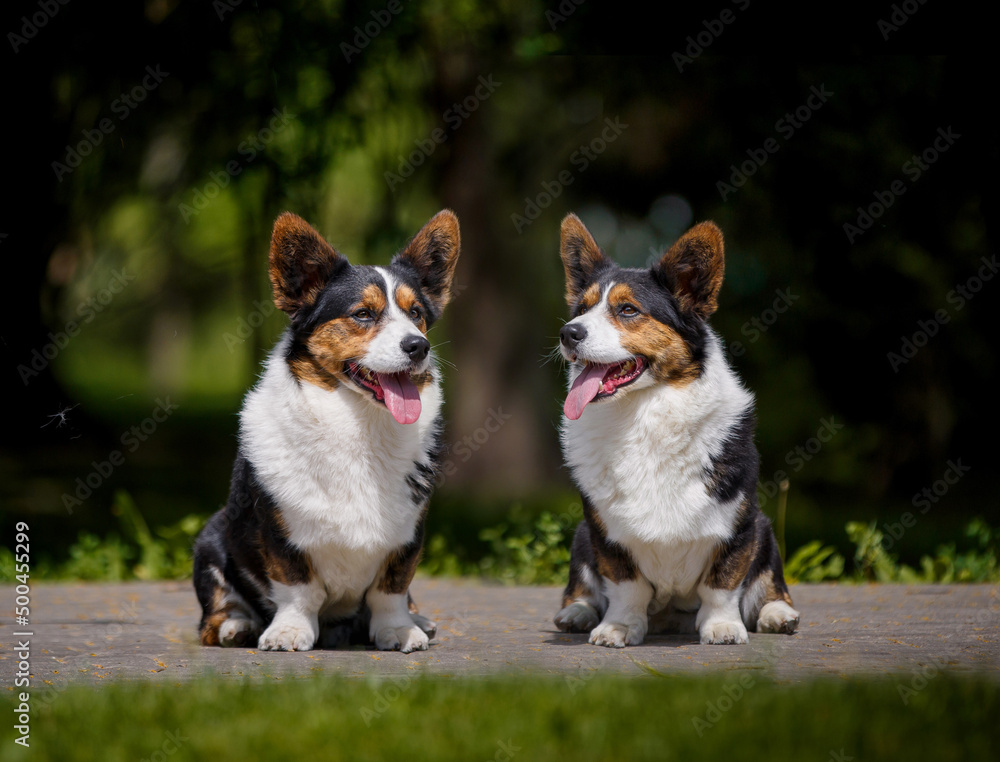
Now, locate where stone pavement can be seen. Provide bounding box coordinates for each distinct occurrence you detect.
[2,580,998,685]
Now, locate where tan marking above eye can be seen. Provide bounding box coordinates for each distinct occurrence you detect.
[577,283,601,314]
[354,283,387,320]
[607,283,642,316]
[395,284,428,328]
[395,284,418,310]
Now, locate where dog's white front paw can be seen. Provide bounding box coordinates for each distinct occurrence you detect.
[374,624,430,653]
[699,619,749,645]
[258,621,316,651]
[589,619,646,648]
[757,600,800,634]
[555,602,601,633]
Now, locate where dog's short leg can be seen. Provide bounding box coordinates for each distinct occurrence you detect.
[410,612,437,639]
[219,613,261,647]
[589,576,653,648]
[698,510,760,644]
[733,515,799,634]
[564,499,649,647]
[367,518,430,653]
[696,584,749,644]
[556,601,602,633]
[757,599,800,634]
[405,591,437,639]
[258,579,325,651]
[368,589,430,653]
[554,521,606,633]
[200,606,262,647]
[194,556,263,647]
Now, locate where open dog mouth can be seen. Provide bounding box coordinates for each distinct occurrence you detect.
[564,356,646,420]
[347,361,422,425]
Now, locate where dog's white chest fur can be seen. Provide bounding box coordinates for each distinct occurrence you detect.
[561,338,751,600]
[240,335,441,597]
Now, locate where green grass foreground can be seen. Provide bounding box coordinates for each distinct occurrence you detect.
[4,674,997,761]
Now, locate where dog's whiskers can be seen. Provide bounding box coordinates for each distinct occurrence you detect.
[540,342,566,368]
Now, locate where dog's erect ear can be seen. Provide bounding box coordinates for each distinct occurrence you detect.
[269,212,348,316]
[560,214,611,306]
[656,221,725,319]
[392,209,461,322]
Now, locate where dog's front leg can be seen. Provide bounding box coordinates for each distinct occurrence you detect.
[696,537,755,645]
[580,498,652,647]
[589,576,653,647]
[366,523,430,653]
[258,578,326,651]
[695,584,748,644]
[367,589,430,653]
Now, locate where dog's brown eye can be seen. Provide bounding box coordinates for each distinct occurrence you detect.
[353,309,374,321]
[577,304,588,316]
[409,306,422,320]
[619,304,639,317]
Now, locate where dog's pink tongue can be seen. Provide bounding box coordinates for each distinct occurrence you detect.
[378,372,421,424]
[564,364,609,420]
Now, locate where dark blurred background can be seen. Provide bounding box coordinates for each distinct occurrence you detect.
[2,1,997,572]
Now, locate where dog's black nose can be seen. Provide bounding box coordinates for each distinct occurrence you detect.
[401,335,430,362]
[560,323,588,349]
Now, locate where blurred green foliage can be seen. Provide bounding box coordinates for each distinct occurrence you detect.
[0,491,199,581]
[847,518,1000,583]
[784,541,846,583]
[6,495,997,585]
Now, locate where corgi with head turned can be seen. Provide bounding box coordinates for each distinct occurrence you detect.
[553,213,799,647]
[194,210,460,652]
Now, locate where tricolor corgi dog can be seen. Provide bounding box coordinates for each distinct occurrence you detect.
[193,210,460,652]
[553,214,799,646]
